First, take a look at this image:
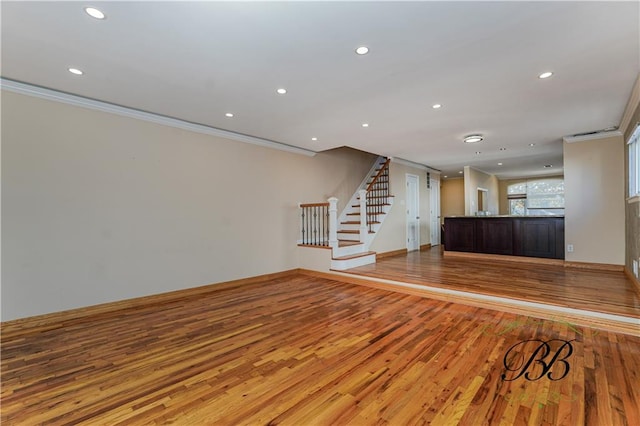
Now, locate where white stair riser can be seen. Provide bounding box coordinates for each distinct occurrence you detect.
[331,254,376,270]
[338,223,362,231]
[337,232,360,240]
[333,244,365,257]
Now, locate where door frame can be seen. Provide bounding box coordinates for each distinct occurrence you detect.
[430,174,441,246]
[406,173,420,251]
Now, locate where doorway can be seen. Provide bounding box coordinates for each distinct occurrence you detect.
[406,174,420,251]
[430,175,441,246]
[477,188,488,214]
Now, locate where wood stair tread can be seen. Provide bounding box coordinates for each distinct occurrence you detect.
[357,195,395,200]
[332,251,377,261]
[338,229,376,234]
[338,240,363,247]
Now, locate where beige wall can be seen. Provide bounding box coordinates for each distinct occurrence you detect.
[563,135,625,265]
[441,178,465,219]
[498,175,564,215]
[463,166,499,216]
[1,91,378,320]
[369,162,430,253]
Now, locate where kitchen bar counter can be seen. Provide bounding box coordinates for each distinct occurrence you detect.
[444,215,564,259]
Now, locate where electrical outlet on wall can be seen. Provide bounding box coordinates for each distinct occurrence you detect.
[567,244,574,253]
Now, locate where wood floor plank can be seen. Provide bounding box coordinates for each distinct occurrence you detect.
[2,273,639,425]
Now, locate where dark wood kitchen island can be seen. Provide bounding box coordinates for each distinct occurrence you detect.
[444,215,564,260]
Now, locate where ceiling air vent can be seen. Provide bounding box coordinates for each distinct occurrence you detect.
[563,126,621,143]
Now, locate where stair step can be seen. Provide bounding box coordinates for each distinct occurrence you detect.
[347,212,386,216]
[338,229,376,234]
[358,195,394,199]
[338,240,363,247]
[352,203,391,208]
[332,251,376,261]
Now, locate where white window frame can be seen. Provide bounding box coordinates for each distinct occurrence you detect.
[629,123,640,199]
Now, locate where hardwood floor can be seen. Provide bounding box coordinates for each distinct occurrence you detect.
[342,247,640,319]
[2,273,639,425]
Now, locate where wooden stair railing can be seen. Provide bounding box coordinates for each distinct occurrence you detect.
[364,158,391,232]
[299,198,339,248]
[299,202,330,246]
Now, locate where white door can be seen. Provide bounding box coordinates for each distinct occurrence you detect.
[430,176,441,246]
[406,174,420,251]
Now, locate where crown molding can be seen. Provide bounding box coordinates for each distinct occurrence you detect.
[562,130,623,144]
[390,157,440,173]
[619,73,640,135]
[0,78,317,157]
[562,130,622,143]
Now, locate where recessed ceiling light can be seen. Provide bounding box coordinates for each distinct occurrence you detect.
[544,164,553,168]
[444,175,448,178]
[68,68,84,75]
[311,137,318,141]
[276,88,287,95]
[529,143,536,147]
[432,104,442,109]
[458,171,463,174]
[498,162,503,166]
[362,123,369,128]
[355,46,369,55]
[475,151,482,155]
[463,135,483,143]
[538,72,553,79]
[225,113,234,118]
[84,7,105,19]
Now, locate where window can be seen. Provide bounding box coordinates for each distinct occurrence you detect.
[507,183,526,215]
[629,124,640,198]
[507,178,564,216]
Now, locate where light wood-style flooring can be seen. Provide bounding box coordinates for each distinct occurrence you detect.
[342,247,640,319]
[2,273,639,425]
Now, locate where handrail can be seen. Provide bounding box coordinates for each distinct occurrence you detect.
[364,158,391,233]
[299,202,330,208]
[366,158,391,192]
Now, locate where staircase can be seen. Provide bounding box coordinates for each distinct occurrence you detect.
[298,156,394,271]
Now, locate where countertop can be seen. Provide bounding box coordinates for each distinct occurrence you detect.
[444,215,565,219]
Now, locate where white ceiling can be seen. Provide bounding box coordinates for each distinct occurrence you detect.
[2,1,639,179]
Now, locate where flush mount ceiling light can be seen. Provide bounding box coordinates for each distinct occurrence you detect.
[498,162,503,166]
[538,71,553,79]
[355,46,369,55]
[276,88,287,95]
[68,67,84,75]
[432,104,442,109]
[311,137,318,141]
[463,134,483,144]
[361,123,369,128]
[444,175,448,178]
[225,113,234,118]
[84,7,106,19]
[458,171,463,174]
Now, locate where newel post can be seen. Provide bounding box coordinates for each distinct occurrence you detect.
[328,197,338,248]
[358,189,368,243]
